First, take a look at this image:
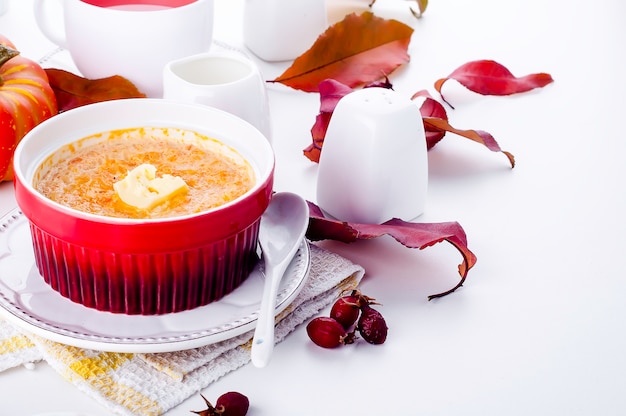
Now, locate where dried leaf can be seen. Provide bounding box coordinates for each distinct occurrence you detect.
[306,200,477,300]
[413,90,514,166]
[409,0,429,18]
[305,112,331,163]
[416,0,429,14]
[423,116,516,168]
[412,89,447,149]
[434,59,554,107]
[270,12,413,92]
[44,68,146,112]
[305,79,354,162]
[319,78,355,112]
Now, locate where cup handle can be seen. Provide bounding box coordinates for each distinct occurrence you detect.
[33,0,68,48]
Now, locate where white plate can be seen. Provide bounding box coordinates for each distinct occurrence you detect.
[0,209,310,353]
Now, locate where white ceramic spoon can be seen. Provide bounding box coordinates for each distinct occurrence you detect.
[251,192,309,367]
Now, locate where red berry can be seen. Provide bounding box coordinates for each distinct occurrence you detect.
[216,391,249,416]
[192,392,249,416]
[330,294,360,329]
[306,316,354,348]
[357,305,388,345]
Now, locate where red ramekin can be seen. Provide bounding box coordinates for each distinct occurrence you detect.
[12,99,274,315]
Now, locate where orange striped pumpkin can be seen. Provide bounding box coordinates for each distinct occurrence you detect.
[0,35,57,181]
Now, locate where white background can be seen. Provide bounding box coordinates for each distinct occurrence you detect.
[1,0,625,414]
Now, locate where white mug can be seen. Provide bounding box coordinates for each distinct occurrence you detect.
[243,0,327,62]
[163,51,272,141]
[316,87,428,224]
[33,0,214,98]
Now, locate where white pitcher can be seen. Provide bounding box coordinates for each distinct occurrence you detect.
[163,51,272,141]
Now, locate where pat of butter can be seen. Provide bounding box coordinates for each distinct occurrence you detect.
[113,163,188,210]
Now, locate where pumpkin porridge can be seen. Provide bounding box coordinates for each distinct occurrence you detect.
[35,127,255,218]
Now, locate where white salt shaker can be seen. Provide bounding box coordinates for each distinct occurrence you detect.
[316,87,428,224]
[243,0,327,62]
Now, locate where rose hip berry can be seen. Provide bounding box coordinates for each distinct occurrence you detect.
[357,304,388,345]
[192,391,249,416]
[307,290,388,348]
[216,392,250,416]
[329,294,361,329]
[306,316,355,348]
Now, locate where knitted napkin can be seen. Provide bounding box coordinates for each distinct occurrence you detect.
[0,243,364,415]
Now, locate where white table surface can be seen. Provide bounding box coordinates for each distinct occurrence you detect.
[1,0,625,414]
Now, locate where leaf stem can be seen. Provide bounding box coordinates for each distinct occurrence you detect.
[427,279,464,300]
[440,93,455,110]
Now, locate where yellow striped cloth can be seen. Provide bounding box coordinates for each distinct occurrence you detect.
[0,320,41,371]
[0,244,364,415]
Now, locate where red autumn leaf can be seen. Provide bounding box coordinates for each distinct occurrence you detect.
[434,59,554,107]
[305,112,331,163]
[412,89,448,149]
[305,79,354,162]
[305,200,477,300]
[269,12,413,93]
[318,78,354,112]
[422,116,515,168]
[44,68,146,112]
[412,89,515,166]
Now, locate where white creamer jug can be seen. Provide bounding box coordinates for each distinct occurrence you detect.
[163,51,272,141]
[316,87,428,224]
